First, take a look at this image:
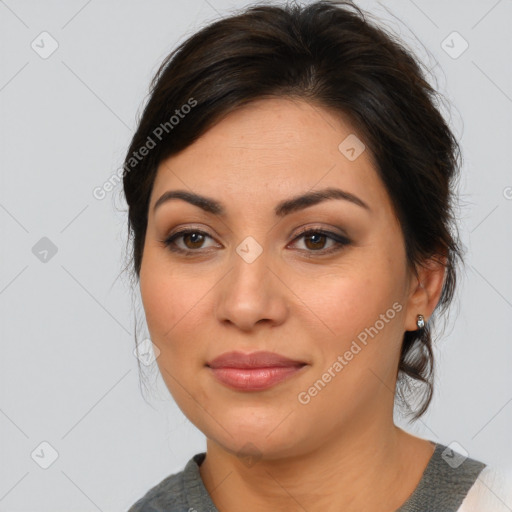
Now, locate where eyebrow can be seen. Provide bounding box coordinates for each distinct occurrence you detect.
[153,187,370,217]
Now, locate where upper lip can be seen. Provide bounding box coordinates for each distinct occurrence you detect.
[207,351,307,369]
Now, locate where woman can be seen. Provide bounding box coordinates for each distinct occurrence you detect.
[123,1,510,510]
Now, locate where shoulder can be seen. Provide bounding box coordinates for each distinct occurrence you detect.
[398,441,488,512]
[458,465,512,512]
[127,454,205,512]
[127,470,186,512]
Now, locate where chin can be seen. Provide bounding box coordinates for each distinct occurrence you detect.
[206,422,308,462]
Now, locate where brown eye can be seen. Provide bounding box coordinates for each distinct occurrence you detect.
[303,232,328,250]
[290,228,351,256]
[162,229,218,253]
[182,232,206,249]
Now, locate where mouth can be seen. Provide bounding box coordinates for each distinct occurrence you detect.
[207,361,307,391]
[205,350,308,391]
[206,350,307,370]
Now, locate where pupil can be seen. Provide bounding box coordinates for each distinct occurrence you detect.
[187,233,203,247]
[307,233,324,249]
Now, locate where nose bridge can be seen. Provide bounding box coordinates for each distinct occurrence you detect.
[215,234,288,330]
[230,234,273,297]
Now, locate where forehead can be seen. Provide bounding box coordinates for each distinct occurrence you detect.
[150,98,390,217]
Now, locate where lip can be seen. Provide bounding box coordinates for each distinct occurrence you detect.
[206,350,306,369]
[206,351,307,391]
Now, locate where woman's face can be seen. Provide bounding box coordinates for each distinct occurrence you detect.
[139,98,423,459]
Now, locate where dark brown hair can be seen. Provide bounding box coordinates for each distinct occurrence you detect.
[122,0,464,421]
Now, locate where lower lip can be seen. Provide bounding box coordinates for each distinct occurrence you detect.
[208,365,306,391]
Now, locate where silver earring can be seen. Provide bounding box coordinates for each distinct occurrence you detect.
[416,314,425,329]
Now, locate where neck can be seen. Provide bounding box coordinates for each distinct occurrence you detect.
[198,415,435,512]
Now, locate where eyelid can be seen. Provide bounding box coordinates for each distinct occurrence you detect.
[163,224,348,243]
[161,223,352,255]
[288,227,351,256]
[291,224,349,240]
[161,226,219,251]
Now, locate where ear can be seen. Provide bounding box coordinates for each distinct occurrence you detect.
[404,255,447,332]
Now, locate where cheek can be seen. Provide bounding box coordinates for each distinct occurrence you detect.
[139,261,219,427]
[297,265,406,377]
[295,276,404,412]
[294,270,398,336]
[139,266,208,402]
[139,257,205,351]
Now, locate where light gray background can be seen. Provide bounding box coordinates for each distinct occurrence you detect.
[1,0,511,510]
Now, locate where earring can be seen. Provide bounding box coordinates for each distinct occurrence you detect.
[416,314,425,329]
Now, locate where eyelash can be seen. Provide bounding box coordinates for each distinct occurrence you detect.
[160,227,351,257]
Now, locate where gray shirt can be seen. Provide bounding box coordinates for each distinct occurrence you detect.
[127,441,486,512]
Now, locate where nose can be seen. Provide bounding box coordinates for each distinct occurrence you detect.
[214,247,289,332]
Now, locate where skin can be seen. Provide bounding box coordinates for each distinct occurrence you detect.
[139,97,446,512]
